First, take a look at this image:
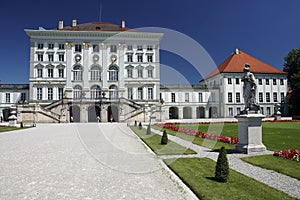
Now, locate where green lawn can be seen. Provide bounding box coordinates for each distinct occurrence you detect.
[165,158,297,200]
[130,126,196,155]
[0,126,29,132]
[241,155,300,180]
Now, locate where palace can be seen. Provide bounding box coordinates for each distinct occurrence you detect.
[0,19,288,123]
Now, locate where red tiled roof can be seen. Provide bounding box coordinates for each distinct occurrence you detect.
[204,49,287,79]
[55,22,134,32]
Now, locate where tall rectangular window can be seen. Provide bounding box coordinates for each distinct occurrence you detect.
[58,44,65,49]
[229,107,233,116]
[258,79,262,85]
[58,88,63,100]
[110,45,117,53]
[5,93,10,103]
[228,92,233,103]
[138,87,143,99]
[58,68,64,78]
[273,79,277,85]
[38,54,43,61]
[48,88,53,100]
[127,54,133,62]
[236,92,240,103]
[48,54,54,62]
[147,69,153,78]
[185,93,189,102]
[93,45,99,52]
[21,93,26,101]
[127,68,133,78]
[48,68,53,78]
[137,55,143,62]
[37,88,42,100]
[59,54,64,61]
[147,55,153,62]
[266,79,269,85]
[280,79,284,85]
[236,78,240,84]
[48,43,54,49]
[37,43,43,49]
[148,88,153,100]
[75,44,82,52]
[228,78,232,84]
[128,88,133,99]
[171,93,175,103]
[237,107,241,115]
[261,107,264,115]
[138,69,143,78]
[266,92,270,102]
[37,68,43,78]
[199,93,203,102]
[280,92,285,102]
[273,92,278,102]
[267,107,271,115]
[259,92,263,102]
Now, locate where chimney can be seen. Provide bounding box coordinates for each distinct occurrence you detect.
[235,48,239,55]
[121,20,125,28]
[58,19,63,29]
[72,19,77,27]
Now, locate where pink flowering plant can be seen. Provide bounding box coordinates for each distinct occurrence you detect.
[273,149,300,162]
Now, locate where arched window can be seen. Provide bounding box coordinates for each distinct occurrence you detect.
[73,65,83,81]
[90,65,101,81]
[73,85,82,99]
[109,85,118,99]
[108,65,118,81]
[90,85,101,99]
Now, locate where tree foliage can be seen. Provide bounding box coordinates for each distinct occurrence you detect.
[215,146,229,183]
[284,48,300,116]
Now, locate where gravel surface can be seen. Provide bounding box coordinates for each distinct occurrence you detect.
[0,124,198,200]
[151,128,300,199]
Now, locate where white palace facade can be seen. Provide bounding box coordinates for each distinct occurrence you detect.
[0,19,289,123]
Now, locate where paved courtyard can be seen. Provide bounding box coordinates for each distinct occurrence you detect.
[0,124,196,200]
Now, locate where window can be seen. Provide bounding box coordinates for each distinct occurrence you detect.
[5,93,10,103]
[281,92,285,102]
[73,65,83,81]
[38,54,43,61]
[58,68,64,78]
[229,107,233,116]
[58,88,64,99]
[48,68,53,78]
[127,45,133,51]
[37,68,43,78]
[110,45,117,53]
[267,107,271,116]
[93,45,99,52]
[261,107,264,115]
[236,78,240,84]
[127,68,133,78]
[58,44,65,50]
[228,92,233,103]
[228,78,232,84]
[147,45,153,51]
[259,92,263,102]
[37,43,43,49]
[137,54,143,62]
[48,43,54,49]
[48,54,54,62]
[108,65,118,81]
[185,93,189,102]
[128,88,133,99]
[273,92,278,102]
[199,93,203,102]
[90,65,101,81]
[258,79,262,85]
[138,87,143,99]
[73,85,82,99]
[37,88,42,100]
[147,69,153,78]
[59,54,64,61]
[236,92,240,103]
[266,92,270,102]
[138,69,143,78]
[171,93,175,103]
[127,54,133,62]
[48,88,53,100]
[280,79,284,85]
[273,79,277,85]
[147,55,153,62]
[75,44,82,52]
[21,93,26,101]
[90,85,101,99]
[237,107,241,115]
[266,79,269,85]
[148,88,153,100]
[137,45,143,51]
[109,85,118,99]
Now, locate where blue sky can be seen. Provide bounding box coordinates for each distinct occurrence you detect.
[0,0,300,84]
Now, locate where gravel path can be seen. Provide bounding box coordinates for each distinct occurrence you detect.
[0,124,198,200]
[151,128,300,199]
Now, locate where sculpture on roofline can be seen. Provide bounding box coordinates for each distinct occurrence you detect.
[241,64,260,114]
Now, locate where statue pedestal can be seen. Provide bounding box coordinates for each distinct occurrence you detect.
[235,113,266,154]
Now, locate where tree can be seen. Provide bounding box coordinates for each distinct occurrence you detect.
[215,146,229,182]
[146,123,151,135]
[284,48,300,116]
[161,130,168,145]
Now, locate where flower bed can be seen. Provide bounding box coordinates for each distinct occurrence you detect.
[273,149,300,162]
[156,123,238,145]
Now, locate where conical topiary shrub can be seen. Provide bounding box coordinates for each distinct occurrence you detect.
[134,120,137,126]
[215,146,229,182]
[138,122,142,130]
[146,123,151,135]
[161,130,168,145]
